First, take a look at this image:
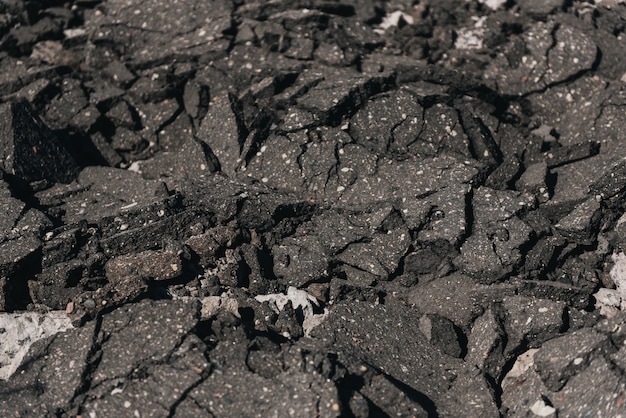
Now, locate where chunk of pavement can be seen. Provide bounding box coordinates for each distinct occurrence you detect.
[186,224,243,267]
[89,131,124,167]
[183,79,210,122]
[512,277,595,310]
[90,299,199,386]
[197,94,247,175]
[408,273,517,330]
[501,352,556,418]
[38,166,168,225]
[295,67,395,126]
[533,328,612,392]
[81,334,210,417]
[0,187,26,241]
[358,372,431,418]
[273,234,329,287]
[466,308,506,381]
[188,368,340,418]
[105,250,182,282]
[501,349,549,415]
[502,296,567,356]
[88,0,233,67]
[418,313,462,358]
[0,310,74,380]
[31,254,105,310]
[0,99,78,184]
[99,206,210,258]
[105,100,140,130]
[102,60,136,88]
[310,210,369,255]
[310,300,498,416]
[348,89,423,155]
[244,132,307,194]
[416,183,473,246]
[409,103,473,159]
[484,22,597,96]
[458,187,535,282]
[485,154,521,190]
[590,157,626,200]
[554,196,602,243]
[42,78,89,130]
[0,234,41,284]
[550,356,626,418]
[516,161,550,203]
[342,155,479,239]
[171,137,220,177]
[336,227,410,279]
[0,321,94,414]
[540,141,600,168]
[548,153,624,213]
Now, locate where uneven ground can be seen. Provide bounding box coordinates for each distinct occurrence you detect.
[0,0,626,416]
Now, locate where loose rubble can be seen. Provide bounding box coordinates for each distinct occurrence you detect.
[0,0,626,417]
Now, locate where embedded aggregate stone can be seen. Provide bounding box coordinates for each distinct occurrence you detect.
[1,1,626,417]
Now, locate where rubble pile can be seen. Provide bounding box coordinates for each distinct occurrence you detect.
[1,0,626,416]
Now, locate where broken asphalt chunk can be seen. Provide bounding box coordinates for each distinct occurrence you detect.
[0,99,78,184]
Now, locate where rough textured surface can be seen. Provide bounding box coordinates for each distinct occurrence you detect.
[0,0,626,417]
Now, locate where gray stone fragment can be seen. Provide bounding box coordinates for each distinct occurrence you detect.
[273,234,329,287]
[102,60,136,88]
[311,300,498,416]
[551,357,626,418]
[0,321,94,414]
[197,94,247,175]
[408,273,517,330]
[0,99,78,184]
[554,196,602,243]
[105,249,181,282]
[189,369,340,418]
[90,299,199,386]
[419,313,462,358]
[183,79,210,122]
[88,0,233,67]
[516,161,549,203]
[296,67,394,126]
[337,226,410,279]
[458,187,535,282]
[358,372,430,418]
[540,141,600,168]
[533,328,611,392]
[484,22,597,96]
[590,158,626,200]
[173,137,220,177]
[502,296,567,355]
[349,89,423,155]
[82,334,209,417]
[466,308,505,381]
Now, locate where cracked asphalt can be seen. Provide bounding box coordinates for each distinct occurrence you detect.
[1,0,626,417]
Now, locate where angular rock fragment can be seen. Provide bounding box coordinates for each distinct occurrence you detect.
[533,328,612,392]
[0,99,78,184]
[484,22,597,96]
[88,0,233,67]
[0,321,94,415]
[516,161,550,203]
[457,187,535,282]
[554,196,602,243]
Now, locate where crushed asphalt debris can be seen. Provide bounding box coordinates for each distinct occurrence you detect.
[1,0,626,417]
